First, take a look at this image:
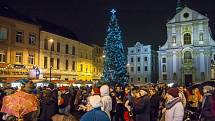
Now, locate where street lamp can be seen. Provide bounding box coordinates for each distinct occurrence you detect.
[126,63,130,85]
[49,38,54,82]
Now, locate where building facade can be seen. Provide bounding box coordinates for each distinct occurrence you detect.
[0,6,104,83]
[127,42,156,84]
[76,42,93,81]
[39,31,78,81]
[39,32,103,82]
[91,44,104,81]
[0,15,40,81]
[158,7,215,85]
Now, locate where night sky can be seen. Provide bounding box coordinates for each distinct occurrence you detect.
[3,0,215,50]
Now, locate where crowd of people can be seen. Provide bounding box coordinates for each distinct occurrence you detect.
[0,81,215,121]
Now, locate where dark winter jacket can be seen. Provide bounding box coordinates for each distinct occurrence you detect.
[132,95,151,121]
[80,107,110,121]
[150,93,160,121]
[59,92,71,109]
[39,89,58,121]
[200,91,215,121]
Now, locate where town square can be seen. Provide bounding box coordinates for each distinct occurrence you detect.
[0,0,215,121]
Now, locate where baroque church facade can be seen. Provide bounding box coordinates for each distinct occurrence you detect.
[158,4,215,85]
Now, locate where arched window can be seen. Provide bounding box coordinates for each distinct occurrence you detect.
[184,51,192,63]
[184,33,191,45]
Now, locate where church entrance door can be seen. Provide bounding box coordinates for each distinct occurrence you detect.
[185,74,192,87]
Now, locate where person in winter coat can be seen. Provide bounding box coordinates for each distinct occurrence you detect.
[199,86,215,121]
[123,86,133,121]
[131,87,151,121]
[115,94,125,121]
[48,84,59,117]
[100,85,112,119]
[149,87,160,121]
[165,87,184,121]
[80,95,110,121]
[178,86,187,108]
[110,89,117,121]
[59,88,71,115]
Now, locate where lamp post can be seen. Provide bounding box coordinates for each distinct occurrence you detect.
[126,63,130,85]
[49,38,54,82]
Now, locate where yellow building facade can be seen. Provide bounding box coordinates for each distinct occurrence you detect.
[0,12,103,83]
[39,31,102,82]
[0,16,40,80]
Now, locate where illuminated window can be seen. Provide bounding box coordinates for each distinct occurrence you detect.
[0,51,6,62]
[29,34,36,45]
[28,54,34,64]
[184,51,192,63]
[16,52,23,63]
[184,33,191,45]
[16,31,24,43]
[0,27,8,40]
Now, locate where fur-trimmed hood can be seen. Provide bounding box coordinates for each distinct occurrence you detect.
[100,85,110,96]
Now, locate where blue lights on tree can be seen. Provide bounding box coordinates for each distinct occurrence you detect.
[102,9,127,85]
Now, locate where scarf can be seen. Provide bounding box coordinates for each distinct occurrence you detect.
[165,97,181,110]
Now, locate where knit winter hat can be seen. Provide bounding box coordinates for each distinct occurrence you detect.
[89,95,102,108]
[167,87,179,98]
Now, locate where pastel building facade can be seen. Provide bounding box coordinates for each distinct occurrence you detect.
[127,42,157,84]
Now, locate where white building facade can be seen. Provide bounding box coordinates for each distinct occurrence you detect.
[127,42,156,84]
[158,7,215,86]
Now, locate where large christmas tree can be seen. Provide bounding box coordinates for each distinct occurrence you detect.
[102,9,127,85]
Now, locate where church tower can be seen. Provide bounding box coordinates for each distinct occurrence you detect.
[176,0,183,13]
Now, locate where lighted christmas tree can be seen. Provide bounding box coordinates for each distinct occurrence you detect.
[102,9,127,85]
